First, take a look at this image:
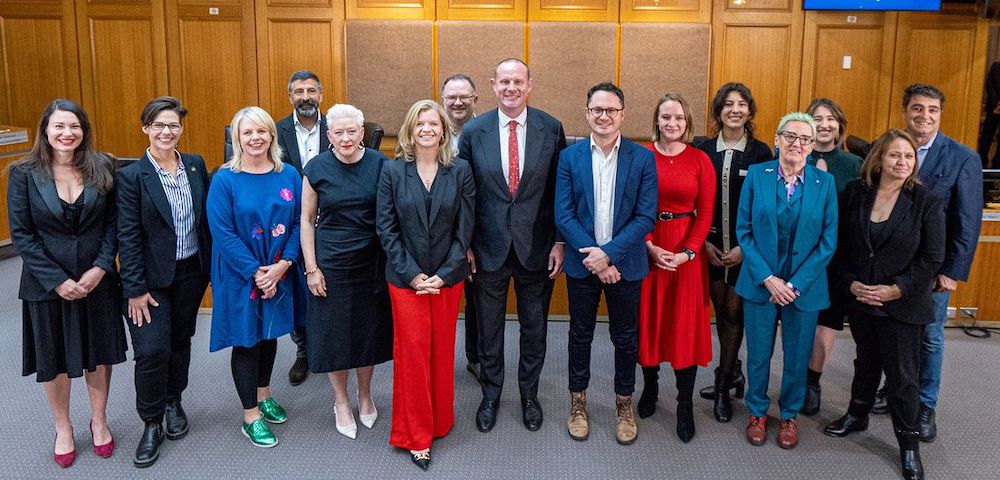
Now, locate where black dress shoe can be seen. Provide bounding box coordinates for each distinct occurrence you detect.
[872,385,889,414]
[521,398,543,431]
[900,449,925,480]
[476,399,498,432]
[823,413,869,437]
[410,450,431,471]
[918,405,936,442]
[288,357,309,386]
[164,401,189,440]
[676,401,695,443]
[801,382,821,416]
[134,422,164,468]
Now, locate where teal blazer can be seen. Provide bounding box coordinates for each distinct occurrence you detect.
[734,160,838,311]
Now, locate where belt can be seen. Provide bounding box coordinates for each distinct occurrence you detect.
[657,211,695,221]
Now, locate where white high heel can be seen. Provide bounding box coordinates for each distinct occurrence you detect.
[334,404,357,439]
[359,394,378,429]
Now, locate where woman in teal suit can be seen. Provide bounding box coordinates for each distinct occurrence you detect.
[735,112,838,450]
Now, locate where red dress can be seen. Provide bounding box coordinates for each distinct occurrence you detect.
[638,144,716,369]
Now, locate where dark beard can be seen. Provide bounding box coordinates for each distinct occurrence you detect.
[295,101,318,119]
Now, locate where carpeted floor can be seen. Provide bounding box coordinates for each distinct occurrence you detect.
[1,255,998,479]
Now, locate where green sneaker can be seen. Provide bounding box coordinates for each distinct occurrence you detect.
[241,418,277,448]
[258,397,287,424]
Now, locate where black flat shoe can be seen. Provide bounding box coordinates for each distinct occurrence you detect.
[288,357,309,386]
[872,385,889,414]
[133,422,164,468]
[164,401,189,440]
[410,450,431,471]
[521,397,543,431]
[476,399,498,433]
[918,405,936,442]
[823,413,869,437]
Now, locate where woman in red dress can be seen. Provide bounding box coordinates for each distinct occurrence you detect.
[637,92,716,442]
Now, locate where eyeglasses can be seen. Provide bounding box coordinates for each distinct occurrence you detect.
[587,107,622,119]
[777,131,814,146]
[443,95,476,103]
[149,122,182,132]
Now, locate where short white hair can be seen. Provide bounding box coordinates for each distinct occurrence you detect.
[326,104,364,128]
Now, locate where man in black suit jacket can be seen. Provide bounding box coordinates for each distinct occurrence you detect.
[274,70,330,386]
[457,58,567,433]
[977,61,1000,167]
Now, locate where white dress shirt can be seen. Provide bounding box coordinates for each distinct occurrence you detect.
[498,109,527,185]
[591,134,621,246]
[294,112,321,168]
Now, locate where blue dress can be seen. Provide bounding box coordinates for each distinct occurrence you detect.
[206,165,302,351]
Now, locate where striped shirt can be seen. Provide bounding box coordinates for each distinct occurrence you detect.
[146,150,198,260]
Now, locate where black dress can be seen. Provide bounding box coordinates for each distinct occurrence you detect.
[21,192,127,382]
[303,148,393,372]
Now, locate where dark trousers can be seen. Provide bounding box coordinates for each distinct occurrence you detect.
[475,248,554,400]
[978,111,1000,168]
[847,311,924,448]
[566,275,642,396]
[231,339,278,410]
[463,281,479,364]
[128,256,207,424]
[290,326,307,359]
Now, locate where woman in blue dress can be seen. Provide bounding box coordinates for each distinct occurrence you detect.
[207,106,302,448]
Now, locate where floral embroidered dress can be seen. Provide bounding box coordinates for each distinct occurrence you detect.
[206,166,302,351]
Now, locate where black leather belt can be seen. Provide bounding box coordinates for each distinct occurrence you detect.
[657,211,695,221]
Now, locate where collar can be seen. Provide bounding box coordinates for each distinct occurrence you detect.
[293,112,321,131]
[776,165,804,184]
[715,134,748,153]
[498,108,527,129]
[917,131,939,153]
[590,134,622,156]
[145,149,183,173]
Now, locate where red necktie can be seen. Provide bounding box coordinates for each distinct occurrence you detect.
[508,120,519,196]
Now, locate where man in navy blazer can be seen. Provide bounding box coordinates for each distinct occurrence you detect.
[458,58,567,433]
[555,82,657,446]
[897,84,983,442]
[274,70,331,386]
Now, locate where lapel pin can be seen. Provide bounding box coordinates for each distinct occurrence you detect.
[764,168,774,173]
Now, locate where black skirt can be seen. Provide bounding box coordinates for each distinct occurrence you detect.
[22,288,128,382]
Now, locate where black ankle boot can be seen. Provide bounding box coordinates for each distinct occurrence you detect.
[713,367,733,423]
[700,359,744,400]
[677,400,695,442]
[638,366,659,418]
[897,429,924,480]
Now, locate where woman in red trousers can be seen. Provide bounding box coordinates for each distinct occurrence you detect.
[375,100,475,471]
[637,92,716,442]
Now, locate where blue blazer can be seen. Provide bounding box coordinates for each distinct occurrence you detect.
[734,161,838,311]
[916,132,982,281]
[554,137,657,282]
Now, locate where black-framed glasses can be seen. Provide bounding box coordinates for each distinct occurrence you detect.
[777,131,814,146]
[149,122,182,132]
[443,95,477,103]
[587,107,622,118]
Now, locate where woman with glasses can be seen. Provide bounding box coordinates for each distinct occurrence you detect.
[801,98,863,416]
[735,112,838,450]
[117,97,211,467]
[635,92,715,444]
[693,83,772,423]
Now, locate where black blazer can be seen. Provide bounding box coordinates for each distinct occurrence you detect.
[116,153,212,298]
[831,180,946,324]
[457,107,566,272]
[275,113,330,173]
[376,158,475,289]
[7,160,118,301]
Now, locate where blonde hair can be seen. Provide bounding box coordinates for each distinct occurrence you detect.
[395,100,455,166]
[227,106,284,173]
[652,92,694,144]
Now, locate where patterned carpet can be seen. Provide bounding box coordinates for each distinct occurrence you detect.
[1,255,997,479]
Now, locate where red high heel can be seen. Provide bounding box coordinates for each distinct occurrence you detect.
[90,420,114,458]
[53,432,76,468]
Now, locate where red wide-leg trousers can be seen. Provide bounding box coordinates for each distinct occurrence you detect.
[387,282,462,451]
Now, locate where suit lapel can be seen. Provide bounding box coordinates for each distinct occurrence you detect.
[516,109,545,200]
[405,162,430,231]
[280,121,301,169]
[612,142,630,225]
[580,141,595,218]
[859,186,875,254]
[140,156,175,228]
[874,189,913,252]
[319,116,330,153]
[31,169,66,222]
[78,183,98,221]
[917,135,945,183]
[479,110,510,199]
[761,165,778,258]
[184,155,205,227]
[792,167,823,260]
[428,165,450,226]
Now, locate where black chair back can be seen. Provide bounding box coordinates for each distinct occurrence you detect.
[224,125,233,163]
[363,122,384,151]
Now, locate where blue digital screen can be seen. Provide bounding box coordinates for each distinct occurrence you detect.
[803,0,941,10]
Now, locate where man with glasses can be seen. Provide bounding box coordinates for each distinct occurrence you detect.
[554,82,657,445]
[457,58,566,434]
[275,70,330,386]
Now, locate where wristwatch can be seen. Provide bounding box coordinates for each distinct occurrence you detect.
[682,248,696,261]
[281,258,294,268]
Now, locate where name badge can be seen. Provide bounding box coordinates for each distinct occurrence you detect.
[739,169,748,177]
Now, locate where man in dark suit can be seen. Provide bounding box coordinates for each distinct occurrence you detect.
[555,82,657,445]
[900,83,982,442]
[977,62,1000,168]
[457,58,567,433]
[275,70,330,386]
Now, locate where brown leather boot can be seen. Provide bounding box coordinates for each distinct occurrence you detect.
[567,391,589,441]
[615,394,637,445]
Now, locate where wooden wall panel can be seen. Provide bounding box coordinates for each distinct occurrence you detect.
[0,0,81,132]
[346,0,435,19]
[619,0,709,23]
[437,20,525,116]
[799,12,895,143]
[438,0,526,21]
[528,0,620,22]
[889,13,989,148]
[166,0,258,170]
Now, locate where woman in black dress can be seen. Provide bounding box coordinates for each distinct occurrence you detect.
[693,83,772,422]
[300,104,392,440]
[7,99,127,467]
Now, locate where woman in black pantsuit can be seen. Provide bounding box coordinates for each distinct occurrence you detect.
[300,104,392,440]
[8,99,126,468]
[117,96,211,467]
[822,129,945,480]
